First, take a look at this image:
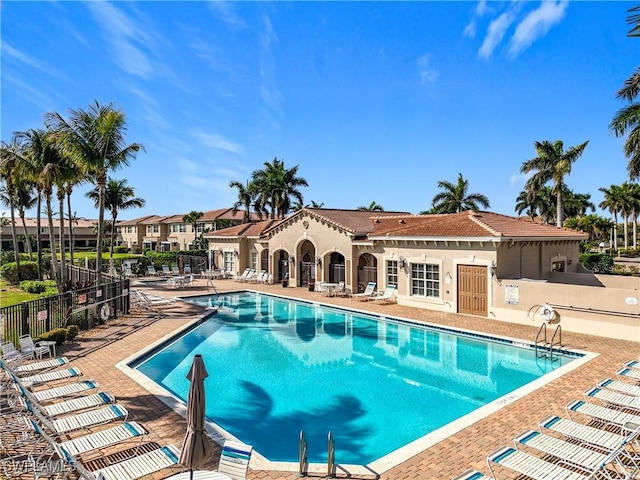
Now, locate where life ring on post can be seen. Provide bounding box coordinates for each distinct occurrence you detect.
[100,304,111,322]
[540,304,556,322]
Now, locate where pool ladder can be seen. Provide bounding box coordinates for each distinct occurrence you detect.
[298,430,336,478]
[535,322,562,361]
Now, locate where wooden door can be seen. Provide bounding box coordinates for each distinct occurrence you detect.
[457,265,488,317]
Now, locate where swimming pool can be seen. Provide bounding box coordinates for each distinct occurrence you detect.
[131,292,588,469]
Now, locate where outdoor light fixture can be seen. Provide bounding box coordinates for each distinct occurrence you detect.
[290,256,295,265]
[399,256,406,269]
[315,256,322,266]
[490,260,497,277]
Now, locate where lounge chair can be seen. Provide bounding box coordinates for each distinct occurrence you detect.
[539,415,627,453]
[514,428,609,473]
[233,268,251,281]
[77,444,181,480]
[162,265,173,277]
[19,334,52,360]
[1,341,30,363]
[14,357,70,374]
[147,265,160,277]
[567,399,640,429]
[598,378,640,397]
[585,386,640,412]
[19,367,83,388]
[34,403,128,435]
[452,469,491,480]
[617,367,640,384]
[218,440,253,480]
[351,282,377,300]
[487,446,589,480]
[39,392,116,418]
[172,265,180,276]
[29,380,99,404]
[371,285,397,304]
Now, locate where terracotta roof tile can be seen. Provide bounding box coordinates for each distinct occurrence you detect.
[204,219,280,238]
[370,211,588,239]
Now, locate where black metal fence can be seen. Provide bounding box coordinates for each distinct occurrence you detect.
[1,266,130,346]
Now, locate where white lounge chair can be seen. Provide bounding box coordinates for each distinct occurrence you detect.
[78,444,181,480]
[218,440,253,480]
[147,265,160,277]
[19,334,52,360]
[452,469,491,480]
[31,380,99,403]
[14,357,69,374]
[233,268,251,281]
[34,403,128,435]
[371,285,397,304]
[351,282,377,300]
[514,428,609,473]
[19,367,83,388]
[539,415,627,453]
[1,341,30,363]
[567,399,640,430]
[487,446,588,480]
[585,386,640,412]
[162,265,173,277]
[598,378,640,397]
[39,392,116,418]
[172,265,180,276]
[617,367,640,384]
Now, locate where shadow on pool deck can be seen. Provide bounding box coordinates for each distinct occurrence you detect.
[43,276,639,480]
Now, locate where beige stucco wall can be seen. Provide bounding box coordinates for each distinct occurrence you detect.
[490,277,639,341]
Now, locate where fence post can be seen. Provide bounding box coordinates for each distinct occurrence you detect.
[21,301,29,336]
[45,297,51,332]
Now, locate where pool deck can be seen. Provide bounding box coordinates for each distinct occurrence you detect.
[23,277,640,480]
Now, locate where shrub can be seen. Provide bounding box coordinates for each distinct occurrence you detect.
[20,280,47,294]
[0,261,40,284]
[579,253,614,274]
[36,328,68,346]
[113,246,128,254]
[66,325,79,341]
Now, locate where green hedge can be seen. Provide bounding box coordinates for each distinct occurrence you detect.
[0,261,40,284]
[19,280,47,294]
[579,253,614,274]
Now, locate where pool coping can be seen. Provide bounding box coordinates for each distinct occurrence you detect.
[117,290,599,476]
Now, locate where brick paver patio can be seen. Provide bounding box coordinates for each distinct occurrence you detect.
[8,276,639,480]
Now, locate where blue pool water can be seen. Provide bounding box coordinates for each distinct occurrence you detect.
[134,292,578,465]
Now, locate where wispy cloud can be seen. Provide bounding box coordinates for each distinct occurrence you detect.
[85,1,155,79]
[259,14,284,118]
[2,43,66,80]
[192,131,245,155]
[206,1,246,30]
[463,0,489,38]
[417,54,438,84]
[509,1,568,57]
[478,7,518,59]
[509,172,530,188]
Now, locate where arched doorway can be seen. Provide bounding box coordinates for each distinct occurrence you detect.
[273,249,290,283]
[328,252,346,283]
[357,253,377,293]
[298,240,316,287]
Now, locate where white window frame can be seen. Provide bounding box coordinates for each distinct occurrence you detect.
[386,260,398,288]
[410,262,441,299]
[251,251,258,271]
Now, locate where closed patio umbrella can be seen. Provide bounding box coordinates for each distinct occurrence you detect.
[179,354,216,479]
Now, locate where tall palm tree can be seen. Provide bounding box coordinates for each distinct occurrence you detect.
[0,137,24,281]
[514,190,538,220]
[520,139,589,227]
[610,67,640,180]
[229,180,255,223]
[251,158,308,219]
[86,178,145,258]
[599,184,626,251]
[626,182,640,249]
[11,182,37,260]
[182,210,204,249]
[563,191,596,218]
[431,173,490,214]
[357,201,385,212]
[46,101,144,278]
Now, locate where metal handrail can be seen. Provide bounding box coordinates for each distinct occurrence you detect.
[549,324,562,349]
[298,430,308,477]
[327,431,335,478]
[534,323,547,358]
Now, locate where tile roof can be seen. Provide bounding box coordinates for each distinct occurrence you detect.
[369,211,588,239]
[263,208,412,236]
[203,219,280,238]
[117,208,256,225]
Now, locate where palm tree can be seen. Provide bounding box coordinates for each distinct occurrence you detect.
[229,180,255,223]
[563,191,596,218]
[183,210,204,249]
[357,201,385,212]
[431,173,490,213]
[0,137,24,281]
[626,182,640,249]
[514,190,538,220]
[46,100,144,278]
[599,184,626,251]
[520,139,589,227]
[11,182,37,260]
[610,67,640,180]
[86,178,145,258]
[251,158,308,219]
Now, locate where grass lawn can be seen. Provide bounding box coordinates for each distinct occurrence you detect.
[0,279,59,308]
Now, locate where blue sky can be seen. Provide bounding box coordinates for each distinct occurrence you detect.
[1,1,637,221]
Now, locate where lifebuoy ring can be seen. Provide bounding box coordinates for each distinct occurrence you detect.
[540,304,555,322]
[100,304,111,322]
